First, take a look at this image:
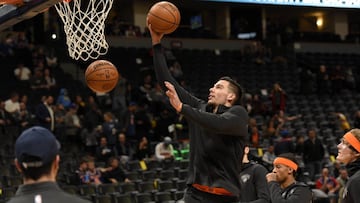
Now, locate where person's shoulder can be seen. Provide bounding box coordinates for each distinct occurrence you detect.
[60,192,91,203]
[229,105,248,114]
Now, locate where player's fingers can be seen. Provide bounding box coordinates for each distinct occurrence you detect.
[164,81,175,90]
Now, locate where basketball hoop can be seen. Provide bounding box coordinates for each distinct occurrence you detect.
[55,0,113,61]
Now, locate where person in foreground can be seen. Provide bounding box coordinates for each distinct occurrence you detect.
[7,126,90,203]
[238,145,270,203]
[336,129,360,203]
[266,153,312,203]
[148,22,249,203]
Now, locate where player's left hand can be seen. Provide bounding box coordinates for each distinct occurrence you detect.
[164,81,182,113]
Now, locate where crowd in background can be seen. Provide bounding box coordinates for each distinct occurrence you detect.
[0,29,359,203]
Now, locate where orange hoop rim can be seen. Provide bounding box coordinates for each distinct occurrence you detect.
[0,0,23,5]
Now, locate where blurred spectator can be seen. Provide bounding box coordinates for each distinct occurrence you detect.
[102,111,119,147]
[80,124,100,157]
[83,96,103,129]
[30,68,47,97]
[149,83,168,116]
[299,67,316,94]
[269,82,286,114]
[155,136,174,161]
[154,108,176,141]
[333,112,351,133]
[344,66,356,90]
[0,100,12,134]
[35,95,55,132]
[84,158,102,185]
[274,130,295,156]
[262,145,276,168]
[32,47,47,68]
[248,94,269,118]
[267,110,301,137]
[14,62,31,89]
[64,104,81,143]
[4,92,20,122]
[123,102,151,142]
[76,157,89,185]
[15,102,32,131]
[0,33,15,56]
[317,64,331,94]
[96,137,115,163]
[134,136,153,160]
[138,74,154,104]
[336,167,348,203]
[100,157,130,184]
[115,132,133,164]
[54,104,66,141]
[330,65,345,93]
[112,77,128,123]
[43,68,56,90]
[316,167,339,203]
[56,88,72,109]
[250,126,260,147]
[169,60,183,82]
[353,110,360,129]
[45,48,58,68]
[74,94,87,119]
[303,129,325,181]
[295,135,305,157]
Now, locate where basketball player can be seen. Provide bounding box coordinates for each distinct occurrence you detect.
[266,153,312,202]
[148,23,249,203]
[336,129,360,203]
[239,145,270,202]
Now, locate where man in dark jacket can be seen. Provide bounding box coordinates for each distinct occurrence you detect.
[8,126,90,203]
[303,129,325,180]
[148,23,249,203]
[239,145,270,203]
[266,153,313,203]
[35,95,55,132]
[100,156,130,184]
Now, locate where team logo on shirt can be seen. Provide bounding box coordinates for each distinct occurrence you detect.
[343,186,348,199]
[240,174,250,183]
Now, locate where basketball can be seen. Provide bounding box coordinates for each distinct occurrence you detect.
[147,1,181,34]
[85,60,119,93]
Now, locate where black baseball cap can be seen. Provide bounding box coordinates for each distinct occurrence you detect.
[15,126,60,169]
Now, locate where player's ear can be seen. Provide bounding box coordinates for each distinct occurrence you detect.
[286,166,292,174]
[227,92,236,103]
[14,159,23,173]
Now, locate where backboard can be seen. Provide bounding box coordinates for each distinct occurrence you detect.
[0,0,62,31]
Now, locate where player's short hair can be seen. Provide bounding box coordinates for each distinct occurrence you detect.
[219,76,243,104]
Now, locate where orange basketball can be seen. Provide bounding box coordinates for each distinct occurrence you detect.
[85,60,119,93]
[147,1,181,34]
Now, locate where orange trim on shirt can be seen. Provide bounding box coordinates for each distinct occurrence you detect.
[192,183,233,196]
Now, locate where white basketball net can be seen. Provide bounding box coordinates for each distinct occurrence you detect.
[55,0,113,61]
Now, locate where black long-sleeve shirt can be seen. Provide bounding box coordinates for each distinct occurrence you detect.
[343,158,360,203]
[153,44,249,197]
[268,181,312,203]
[239,162,270,203]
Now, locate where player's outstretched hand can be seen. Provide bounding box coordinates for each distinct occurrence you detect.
[165,81,182,113]
[147,18,164,45]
